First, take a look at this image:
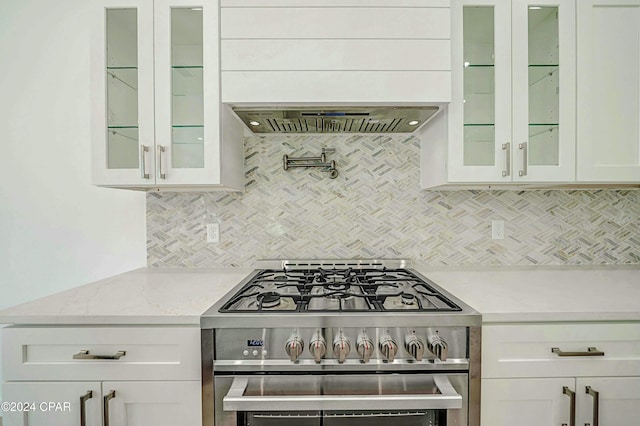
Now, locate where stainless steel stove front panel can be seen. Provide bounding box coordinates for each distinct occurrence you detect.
[214,327,467,363]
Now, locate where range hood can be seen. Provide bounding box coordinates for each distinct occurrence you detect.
[233,106,440,134]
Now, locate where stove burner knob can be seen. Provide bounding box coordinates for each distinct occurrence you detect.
[427,330,448,362]
[333,332,351,363]
[285,334,304,362]
[356,333,374,363]
[379,335,398,362]
[309,330,327,363]
[404,333,426,361]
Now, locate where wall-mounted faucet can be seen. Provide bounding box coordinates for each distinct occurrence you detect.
[283,148,338,179]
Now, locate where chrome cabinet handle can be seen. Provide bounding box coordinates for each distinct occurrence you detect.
[562,386,576,426]
[79,390,93,426]
[519,142,528,176]
[103,390,116,426]
[502,142,511,177]
[158,145,166,179]
[73,350,126,360]
[552,347,605,357]
[586,386,599,426]
[140,145,150,179]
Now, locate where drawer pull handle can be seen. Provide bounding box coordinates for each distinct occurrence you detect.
[551,347,604,357]
[586,386,599,426]
[562,386,576,426]
[103,390,116,426]
[73,350,126,360]
[80,390,93,426]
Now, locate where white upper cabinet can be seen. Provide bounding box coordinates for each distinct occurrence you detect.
[428,0,576,188]
[91,0,155,187]
[91,0,244,191]
[576,0,640,182]
[219,0,452,104]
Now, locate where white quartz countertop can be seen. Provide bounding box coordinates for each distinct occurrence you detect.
[0,265,639,325]
[0,268,253,325]
[415,264,640,323]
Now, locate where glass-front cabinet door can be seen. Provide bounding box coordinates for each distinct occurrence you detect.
[448,0,512,183]
[92,0,243,189]
[92,0,155,186]
[155,0,223,185]
[512,0,575,182]
[448,0,575,184]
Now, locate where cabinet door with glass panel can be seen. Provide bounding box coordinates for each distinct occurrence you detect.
[92,0,244,189]
[155,0,236,187]
[448,0,575,184]
[91,0,155,186]
[512,0,575,182]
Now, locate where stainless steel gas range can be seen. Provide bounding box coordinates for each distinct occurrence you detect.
[200,260,481,426]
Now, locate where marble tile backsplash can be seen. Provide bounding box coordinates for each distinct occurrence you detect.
[147,134,640,267]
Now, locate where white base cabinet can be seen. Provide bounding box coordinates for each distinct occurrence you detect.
[1,381,200,426]
[482,378,574,425]
[481,322,640,426]
[482,377,640,426]
[1,326,202,426]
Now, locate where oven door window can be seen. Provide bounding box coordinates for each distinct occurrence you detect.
[244,410,444,426]
[243,411,321,426]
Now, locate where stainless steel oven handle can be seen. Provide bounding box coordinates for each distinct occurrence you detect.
[222,375,462,412]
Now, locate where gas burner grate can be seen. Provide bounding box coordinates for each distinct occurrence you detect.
[219,268,462,313]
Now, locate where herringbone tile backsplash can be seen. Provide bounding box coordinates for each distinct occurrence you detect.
[147,134,640,267]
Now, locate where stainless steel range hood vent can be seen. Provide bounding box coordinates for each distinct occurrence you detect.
[233,107,440,134]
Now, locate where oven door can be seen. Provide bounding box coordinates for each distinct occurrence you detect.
[214,373,467,426]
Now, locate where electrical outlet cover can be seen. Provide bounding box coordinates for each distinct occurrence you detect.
[206,223,220,243]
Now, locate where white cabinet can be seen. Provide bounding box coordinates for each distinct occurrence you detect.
[2,382,101,426]
[2,381,200,426]
[481,323,640,426]
[220,0,451,104]
[576,0,640,182]
[91,0,243,190]
[1,326,202,426]
[422,0,576,188]
[482,378,573,425]
[483,377,640,426]
[576,377,640,425]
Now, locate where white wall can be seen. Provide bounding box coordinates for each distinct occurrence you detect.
[0,0,147,392]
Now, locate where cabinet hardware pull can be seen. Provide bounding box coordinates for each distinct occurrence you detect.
[73,350,126,360]
[551,347,605,357]
[158,145,166,179]
[103,390,116,426]
[519,142,528,176]
[586,386,599,426]
[79,390,93,426]
[502,142,511,177]
[562,386,576,426]
[140,145,150,179]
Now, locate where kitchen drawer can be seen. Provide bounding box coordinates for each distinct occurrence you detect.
[482,323,640,378]
[220,7,450,40]
[1,326,200,381]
